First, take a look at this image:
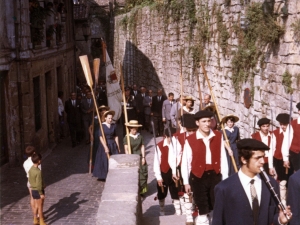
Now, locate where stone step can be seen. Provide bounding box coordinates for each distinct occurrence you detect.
[142,214,186,225]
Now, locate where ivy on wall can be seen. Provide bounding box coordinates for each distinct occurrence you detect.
[116,0,286,96]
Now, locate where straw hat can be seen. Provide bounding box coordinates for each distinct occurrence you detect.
[221,114,239,124]
[98,105,110,111]
[125,120,142,127]
[203,105,216,112]
[102,110,115,119]
[183,96,195,101]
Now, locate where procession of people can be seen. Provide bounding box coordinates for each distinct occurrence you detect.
[61,74,299,225]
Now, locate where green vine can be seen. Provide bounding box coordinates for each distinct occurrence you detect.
[216,7,230,55]
[282,70,293,94]
[291,18,300,42]
[231,3,284,93]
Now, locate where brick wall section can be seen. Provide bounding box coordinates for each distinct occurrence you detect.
[113,0,300,138]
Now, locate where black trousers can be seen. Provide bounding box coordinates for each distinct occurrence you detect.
[290,150,300,171]
[190,171,221,215]
[273,157,294,182]
[68,123,80,144]
[157,169,179,200]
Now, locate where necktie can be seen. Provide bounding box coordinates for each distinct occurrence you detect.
[158,96,160,102]
[170,101,173,106]
[72,100,75,106]
[250,179,259,225]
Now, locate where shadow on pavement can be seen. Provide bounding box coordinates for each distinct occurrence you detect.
[44,192,88,224]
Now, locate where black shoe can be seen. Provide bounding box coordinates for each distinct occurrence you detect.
[97,178,106,182]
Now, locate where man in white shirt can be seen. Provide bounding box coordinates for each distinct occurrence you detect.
[251,118,276,177]
[153,130,180,216]
[58,91,64,139]
[181,110,228,225]
[213,138,292,225]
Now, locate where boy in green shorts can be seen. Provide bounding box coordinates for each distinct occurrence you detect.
[29,153,47,225]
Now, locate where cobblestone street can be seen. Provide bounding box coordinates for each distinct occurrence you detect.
[0,138,105,225]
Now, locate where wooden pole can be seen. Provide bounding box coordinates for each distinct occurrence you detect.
[196,68,203,110]
[201,62,238,172]
[180,53,183,117]
[79,55,109,159]
[88,58,100,174]
[119,63,131,154]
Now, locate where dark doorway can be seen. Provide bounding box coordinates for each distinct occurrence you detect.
[45,71,55,144]
[0,71,9,166]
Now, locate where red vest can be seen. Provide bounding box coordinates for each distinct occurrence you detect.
[251,132,271,163]
[173,131,186,148]
[273,129,284,160]
[187,130,222,178]
[290,119,300,153]
[157,140,170,173]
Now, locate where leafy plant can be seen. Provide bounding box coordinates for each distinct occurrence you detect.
[231,2,284,93]
[291,18,300,42]
[282,70,293,94]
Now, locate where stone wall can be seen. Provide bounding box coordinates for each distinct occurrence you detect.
[96,154,142,225]
[113,0,300,138]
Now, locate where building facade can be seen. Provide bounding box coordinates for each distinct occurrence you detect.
[0,0,77,166]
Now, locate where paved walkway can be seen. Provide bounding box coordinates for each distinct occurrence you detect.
[0,138,104,225]
[1,128,186,225]
[141,130,186,225]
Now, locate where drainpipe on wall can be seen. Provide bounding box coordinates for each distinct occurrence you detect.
[15,0,25,166]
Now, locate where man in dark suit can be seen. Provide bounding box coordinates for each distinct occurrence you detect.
[212,138,292,225]
[135,86,146,128]
[143,89,153,132]
[287,169,300,225]
[80,91,94,144]
[98,81,108,106]
[162,92,175,134]
[65,92,82,147]
[151,88,166,136]
[130,84,140,97]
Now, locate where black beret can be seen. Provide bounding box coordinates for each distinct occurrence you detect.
[276,113,290,124]
[296,102,300,110]
[257,118,270,126]
[194,110,214,120]
[181,114,198,129]
[237,138,270,151]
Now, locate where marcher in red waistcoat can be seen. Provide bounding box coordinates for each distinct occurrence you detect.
[273,113,294,182]
[153,130,180,216]
[290,102,300,171]
[251,117,276,178]
[181,110,229,225]
[172,114,198,225]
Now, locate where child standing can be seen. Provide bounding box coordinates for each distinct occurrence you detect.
[23,146,40,221]
[28,153,47,225]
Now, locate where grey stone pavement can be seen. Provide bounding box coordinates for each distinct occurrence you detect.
[0,127,185,225]
[0,137,104,225]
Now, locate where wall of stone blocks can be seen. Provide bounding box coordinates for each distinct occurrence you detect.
[113,0,300,138]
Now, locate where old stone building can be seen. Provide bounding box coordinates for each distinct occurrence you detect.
[0,0,76,166]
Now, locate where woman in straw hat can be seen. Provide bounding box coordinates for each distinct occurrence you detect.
[93,110,120,181]
[123,120,148,195]
[221,114,240,176]
[88,105,110,171]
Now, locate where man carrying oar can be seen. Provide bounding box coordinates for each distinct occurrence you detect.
[172,114,198,225]
[181,110,229,225]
